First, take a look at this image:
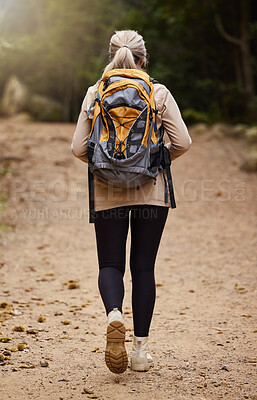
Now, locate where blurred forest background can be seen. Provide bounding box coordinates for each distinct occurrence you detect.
[0,0,256,124]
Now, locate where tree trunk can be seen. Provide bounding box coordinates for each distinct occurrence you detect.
[234,47,243,89]
[198,25,209,79]
[215,0,255,119]
[240,0,255,103]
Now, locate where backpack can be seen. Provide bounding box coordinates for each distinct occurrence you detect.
[87,68,176,222]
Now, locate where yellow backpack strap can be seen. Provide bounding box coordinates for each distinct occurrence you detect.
[103,68,150,82]
[148,79,158,142]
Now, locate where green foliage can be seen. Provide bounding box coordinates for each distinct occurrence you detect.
[182,109,211,125]
[0,0,256,123]
[120,0,257,124]
[0,0,125,120]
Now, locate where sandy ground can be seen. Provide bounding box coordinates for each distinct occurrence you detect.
[0,119,256,400]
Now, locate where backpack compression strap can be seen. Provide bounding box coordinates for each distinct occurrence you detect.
[159,125,176,209]
[162,147,176,208]
[88,166,95,223]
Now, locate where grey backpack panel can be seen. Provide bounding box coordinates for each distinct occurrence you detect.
[90,141,160,188]
[90,114,103,142]
[103,87,146,111]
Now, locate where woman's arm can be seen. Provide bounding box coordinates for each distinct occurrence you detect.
[71,85,97,163]
[156,85,192,161]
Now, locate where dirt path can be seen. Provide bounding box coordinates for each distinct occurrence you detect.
[0,120,256,400]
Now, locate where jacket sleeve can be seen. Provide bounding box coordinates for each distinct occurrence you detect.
[158,86,192,161]
[71,87,95,163]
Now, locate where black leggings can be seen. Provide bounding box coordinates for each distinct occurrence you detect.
[94,205,168,337]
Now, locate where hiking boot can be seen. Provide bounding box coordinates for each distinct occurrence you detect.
[105,308,128,374]
[130,336,153,372]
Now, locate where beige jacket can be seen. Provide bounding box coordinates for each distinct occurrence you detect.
[71,81,192,211]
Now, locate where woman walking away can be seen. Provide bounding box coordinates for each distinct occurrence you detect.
[71,30,191,374]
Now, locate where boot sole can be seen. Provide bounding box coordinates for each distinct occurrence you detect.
[105,320,128,374]
[131,357,151,372]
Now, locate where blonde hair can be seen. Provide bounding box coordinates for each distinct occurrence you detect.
[102,30,147,78]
